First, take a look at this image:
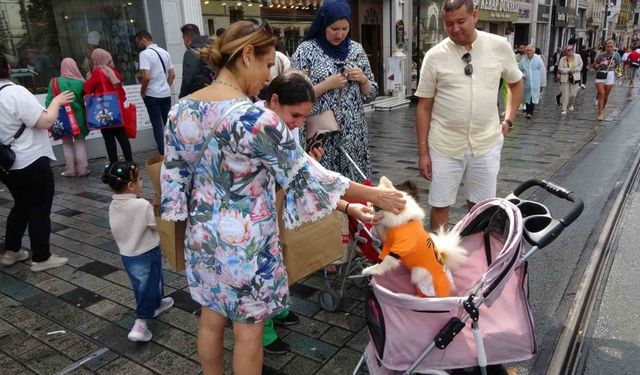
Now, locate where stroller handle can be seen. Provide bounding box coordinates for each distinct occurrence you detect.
[510,179,584,248]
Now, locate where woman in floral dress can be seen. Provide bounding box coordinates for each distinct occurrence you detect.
[160,21,404,375]
[291,0,378,182]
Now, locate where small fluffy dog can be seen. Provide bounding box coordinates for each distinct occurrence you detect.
[362,177,468,297]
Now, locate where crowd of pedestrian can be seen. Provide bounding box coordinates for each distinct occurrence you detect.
[0,0,638,373]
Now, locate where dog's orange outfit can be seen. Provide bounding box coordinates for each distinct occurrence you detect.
[379,220,451,297]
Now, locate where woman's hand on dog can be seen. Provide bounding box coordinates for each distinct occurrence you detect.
[346,203,374,222]
[376,190,406,214]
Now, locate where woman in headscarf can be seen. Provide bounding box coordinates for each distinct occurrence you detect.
[46,58,90,176]
[291,0,378,182]
[83,48,132,164]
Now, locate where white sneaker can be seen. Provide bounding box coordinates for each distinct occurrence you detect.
[153,297,174,317]
[580,84,586,89]
[30,254,68,272]
[0,250,29,266]
[128,321,152,342]
[569,106,575,111]
[561,110,567,115]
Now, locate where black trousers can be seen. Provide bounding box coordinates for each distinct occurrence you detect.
[525,102,536,115]
[101,127,132,164]
[0,157,54,262]
[581,68,588,85]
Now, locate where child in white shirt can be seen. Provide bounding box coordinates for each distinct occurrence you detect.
[103,161,173,342]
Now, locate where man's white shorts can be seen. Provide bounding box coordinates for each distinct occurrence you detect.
[428,137,503,208]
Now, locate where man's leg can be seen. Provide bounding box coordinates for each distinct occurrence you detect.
[427,148,465,231]
[464,139,502,206]
[143,96,165,155]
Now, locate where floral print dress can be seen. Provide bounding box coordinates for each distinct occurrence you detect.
[291,40,378,182]
[161,98,349,323]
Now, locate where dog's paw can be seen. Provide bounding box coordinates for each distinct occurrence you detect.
[361,265,380,275]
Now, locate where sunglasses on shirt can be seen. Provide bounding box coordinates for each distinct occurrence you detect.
[462,53,473,76]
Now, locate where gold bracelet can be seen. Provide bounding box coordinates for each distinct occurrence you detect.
[345,202,351,215]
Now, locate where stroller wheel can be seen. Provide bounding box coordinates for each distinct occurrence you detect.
[319,288,343,312]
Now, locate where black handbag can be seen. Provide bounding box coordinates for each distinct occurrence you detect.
[0,84,27,174]
[568,73,575,84]
[595,70,608,80]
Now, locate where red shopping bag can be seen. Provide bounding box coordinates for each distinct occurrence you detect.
[49,78,81,140]
[123,103,137,139]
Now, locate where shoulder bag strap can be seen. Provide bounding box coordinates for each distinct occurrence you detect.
[194,100,251,168]
[0,84,26,143]
[149,48,167,76]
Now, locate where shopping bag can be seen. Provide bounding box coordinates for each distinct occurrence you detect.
[85,92,123,130]
[123,103,137,139]
[145,155,186,272]
[49,78,81,140]
[276,190,343,285]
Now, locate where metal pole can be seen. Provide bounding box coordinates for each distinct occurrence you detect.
[601,0,609,46]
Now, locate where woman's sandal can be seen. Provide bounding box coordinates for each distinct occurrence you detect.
[60,171,76,177]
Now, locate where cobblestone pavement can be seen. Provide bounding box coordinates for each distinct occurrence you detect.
[0,76,637,375]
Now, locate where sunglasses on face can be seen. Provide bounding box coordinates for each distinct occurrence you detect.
[462,52,473,76]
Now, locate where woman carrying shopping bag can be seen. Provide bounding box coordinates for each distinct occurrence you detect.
[84,48,132,164]
[45,58,90,176]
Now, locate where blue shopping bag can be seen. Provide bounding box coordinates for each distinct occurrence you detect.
[85,92,123,130]
[49,78,81,140]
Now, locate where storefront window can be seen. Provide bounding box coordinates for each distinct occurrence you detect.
[412,0,445,92]
[1,0,147,94]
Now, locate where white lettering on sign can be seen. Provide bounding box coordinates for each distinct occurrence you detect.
[477,0,519,13]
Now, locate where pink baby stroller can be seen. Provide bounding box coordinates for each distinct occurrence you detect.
[353,179,584,375]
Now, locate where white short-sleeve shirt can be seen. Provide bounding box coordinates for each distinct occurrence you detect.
[415,31,522,159]
[0,81,55,169]
[139,44,173,98]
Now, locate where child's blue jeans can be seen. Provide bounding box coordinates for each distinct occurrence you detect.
[121,246,164,319]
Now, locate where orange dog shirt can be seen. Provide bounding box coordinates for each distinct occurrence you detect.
[379,220,451,297]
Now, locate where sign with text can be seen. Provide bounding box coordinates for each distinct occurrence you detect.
[477,0,519,22]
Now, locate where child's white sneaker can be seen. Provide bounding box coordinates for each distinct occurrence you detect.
[31,254,68,272]
[128,320,152,342]
[153,297,174,317]
[0,250,29,266]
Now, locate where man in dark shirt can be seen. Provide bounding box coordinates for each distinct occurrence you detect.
[179,24,214,98]
[578,46,591,88]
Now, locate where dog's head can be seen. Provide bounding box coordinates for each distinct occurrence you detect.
[376,177,425,229]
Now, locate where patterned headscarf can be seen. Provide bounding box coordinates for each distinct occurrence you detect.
[60,58,84,82]
[91,48,120,86]
[304,0,352,61]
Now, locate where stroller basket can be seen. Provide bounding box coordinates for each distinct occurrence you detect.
[363,198,534,372]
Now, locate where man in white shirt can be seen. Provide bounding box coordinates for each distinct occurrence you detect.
[415,0,523,231]
[135,30,175,155]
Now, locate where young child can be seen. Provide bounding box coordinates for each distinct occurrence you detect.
[102,161,173,342]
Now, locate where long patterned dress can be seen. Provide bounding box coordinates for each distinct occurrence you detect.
[291,40,378,182]
[160,98,349,323]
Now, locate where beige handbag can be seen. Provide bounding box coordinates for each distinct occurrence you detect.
[305,87,344,140]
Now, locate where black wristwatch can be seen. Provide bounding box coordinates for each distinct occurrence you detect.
[502,119,514,129]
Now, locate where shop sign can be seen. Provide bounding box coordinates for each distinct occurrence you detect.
[538,4,550,22]
[555,6,576,27]
[476,0,519,22]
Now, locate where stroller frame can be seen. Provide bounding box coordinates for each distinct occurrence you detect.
[318,140,381,312]
[353,179,584,375]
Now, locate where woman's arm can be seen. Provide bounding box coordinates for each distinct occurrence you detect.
[341,181,405,214]
[558,57,570,73]
[35,91,75,129]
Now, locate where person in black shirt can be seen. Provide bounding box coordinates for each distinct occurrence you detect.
[578,46,591,88]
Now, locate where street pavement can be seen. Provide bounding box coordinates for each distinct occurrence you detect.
[0,75,637,375]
